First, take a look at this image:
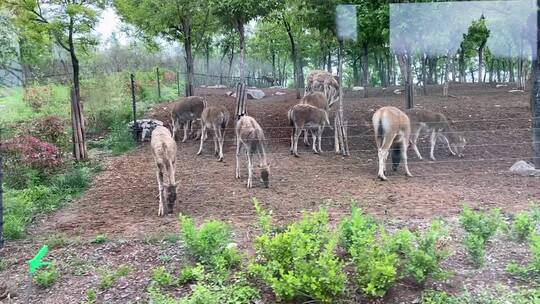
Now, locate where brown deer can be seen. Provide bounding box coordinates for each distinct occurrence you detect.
[405,108,466,161]
[171,96,207,142]
[372,106,412,181]
[235,115,270,188]
[300,91,329,145]
[197,105,230,161]
[289,104,331,157]
[150,126,177,216]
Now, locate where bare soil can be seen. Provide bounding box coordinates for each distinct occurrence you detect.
[1,83,539,303]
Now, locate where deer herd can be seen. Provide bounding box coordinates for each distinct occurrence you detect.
[149,70,467,216]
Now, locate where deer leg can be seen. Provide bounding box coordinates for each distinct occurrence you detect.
[378,148,389,181]
[196,124,206,155]
[312,130,319,154]
[182,122,189,143]
[410,129,423,160]
[303,129,310,146]
[440,134,456,156]
[290,126,294,155]
[429,129,437,161]
[334,114,339,153]
[293,127,301,157]
[318,127,323,153]
[401,140,413,177]
[156,167,164,217]
[247,150,253,188]
[216,124,224,161]
[172,119,177,142]
[236,138,241,179]
[213,129,219,157]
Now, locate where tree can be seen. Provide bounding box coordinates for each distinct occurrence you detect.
[209,0,279,85]
[114,0,206,97]
[0,11,22,87]
[9,0,104,161]
[463,16,490,83]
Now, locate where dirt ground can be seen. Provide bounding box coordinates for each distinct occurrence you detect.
[1,83,539,303]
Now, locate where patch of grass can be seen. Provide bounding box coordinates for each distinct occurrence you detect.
[92,235,108,244]
[151,266,174,287]
[460,205,501,267]
[177,264,205,285]
[0,260,7,271]
[98,265,133,290]
[67,256,94,276]
[34,264,59,289]
[45,233,69,249]
[85,289,97,304]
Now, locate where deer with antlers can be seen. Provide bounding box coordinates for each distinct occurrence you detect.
[235,115,270,188]
[150,126,177,216]
[405,108,467,161]
[289,103,331,157]
[372,106,413,181]
[171,96,207,142]
[197,105,230,161]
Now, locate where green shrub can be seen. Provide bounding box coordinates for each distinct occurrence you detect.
[508,233,540,278]
[98,265,132,290]
[51,165,91,195]
[181,284,220,304]
[151,266,175,286]
[101,123,136,156]
[85,289,97,304]
[147,285,180,304]
[45,233,69,249]
[512,211,537,241]
[339,206,377,251]
[179,215,240,270]
[403,220,450,284]
[251,207,345,303]
[92,235,108,244]
[34,264,59,288]
[421,290,462,304]
[178,264,205,285]
[459,206,501,266]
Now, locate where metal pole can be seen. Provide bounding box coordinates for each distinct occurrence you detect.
[130,74,138,141]
[156,67,161,99]
[533,0,540,168]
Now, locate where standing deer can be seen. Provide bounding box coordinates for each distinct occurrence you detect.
[289,104,331,157]
[235,115,270,188]
[171,96,207,142]
[404,108,467,161]
[300,92,329,145]
[197,105,230,161]
[372,106,413,181]
[150,126,177,216]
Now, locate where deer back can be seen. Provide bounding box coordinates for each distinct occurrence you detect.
[171,96,206,122]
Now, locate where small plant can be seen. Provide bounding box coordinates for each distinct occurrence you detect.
[92,234,108,244]
[508,233,540,278]
[98,265,132,290]
[403,220,450,284]
[45,233,68,249]
[339,206,377,251]
[222,279,260,304]
[178,264,205,285]
[251,206,345,303]
[85,289,97,304]
[0,260,7,271]
[181,283,220,304]
[511,210,537,241]
[147,284,180,304]
[421,290,462,304]
[34,264,59,288]
[179,215,240,269]
[460,205,501,266]
[151,266,174,286]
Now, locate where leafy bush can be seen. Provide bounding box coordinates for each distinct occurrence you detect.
[179,215,240,270]
[34,264,59,288]
[250,207,345,303]
[340,207,398,297]
[511,207,540,241]
[27,116,69,150]
[421,290,462,304]
[46,233,69,249]
[85,289,97,304]
[181,284,220,304]
[51,165,91,195]
[459,205,501,266]
[100,123,136,156]
[151,266,175,286]
[402,220,450,284]
[92,235,108,244]
[98,265,132,290]
[508,233,540,278]
[178,264,205,285]
[2,135,63,176]
[23,85,53,110]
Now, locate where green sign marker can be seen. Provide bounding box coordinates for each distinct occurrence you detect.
[28,245,50,274]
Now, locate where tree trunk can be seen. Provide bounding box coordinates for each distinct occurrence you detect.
[205,42,210,86]
[478,44,485,83]
[509,59,515,83]
[443,53,450,97]
[362,42,369,87]
[352,58,360,86]
[327,52,332,72]
[227,44,235,81]
[459,47,466,82]
[67,18,86,161]
[422,54,428,95]
[183,20,195,97]
[236,21,246,84]
[284,20,301,99]
[271,50,276,78]
[432,57,438,85]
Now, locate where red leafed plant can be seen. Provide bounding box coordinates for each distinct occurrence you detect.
[1,136,63,172]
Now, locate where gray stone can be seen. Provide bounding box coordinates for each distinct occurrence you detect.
[510,160,540,177]
[246,89,265,100]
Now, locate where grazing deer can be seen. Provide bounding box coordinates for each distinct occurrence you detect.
[289,104,331,157]
[372,106,412,181]
[405,108,467,161]
[150,126,177,216]
[235,115,270,188]
[197,105,230,161]
[171,96,207,142]
[301,92,329,145]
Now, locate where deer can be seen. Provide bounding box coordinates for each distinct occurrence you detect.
[300,91,329,145]
[171,96,207,142]
[404,108,467,161]
[372,106,413,181]
[150,126,177,216]
[235,115,270,188]
[289,103,331,157]
[197,105,230,161]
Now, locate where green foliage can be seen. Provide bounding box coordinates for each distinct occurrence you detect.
[92,235,108,244]
[181,284,220,304]
[45,233,69,249]
[460,206,501,266]
[99,123,136,156]
[402,220,450,284]
[508,233,540,278]
[179,215,240,270]
[85,289,97,304]
[34,264,59,289]
[147,285,181,304]
[178,264,205,285]
[511,208,539,241]
[421,290,462,304]
[339,206,377,251]
[151,266,175,286]
[422,288,540,304]
[251,207,345,303]
[98,265,132,290]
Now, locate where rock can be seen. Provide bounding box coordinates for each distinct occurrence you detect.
[199,85,207,88]
[508,89,525,93]
[274,91,286,96]
[269,86,283,89]
[225,91,234,96]
[496,84,508,88]
[352,86,364,91]
[207,84,227,89]
[393,89,403,95]
[246,89,265,100]
[128,119,164,141]
[510,160,540,177]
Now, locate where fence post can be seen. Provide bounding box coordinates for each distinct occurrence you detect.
[235,82,247,119]
[176,71,180,96]
[0,127,4,249]
[156,67,161,99]
[533,0,540,168]
[130,73,139,141]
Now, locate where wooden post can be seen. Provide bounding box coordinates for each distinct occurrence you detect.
[0,128,4,249]
[70,87,87,160]
[130,74,139,141]
[176,71,181,96]
[533,0,540,168]
[235,82,247,119]
[337,39,348,156]
[406,54,414,109]
[156,67,161,99]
